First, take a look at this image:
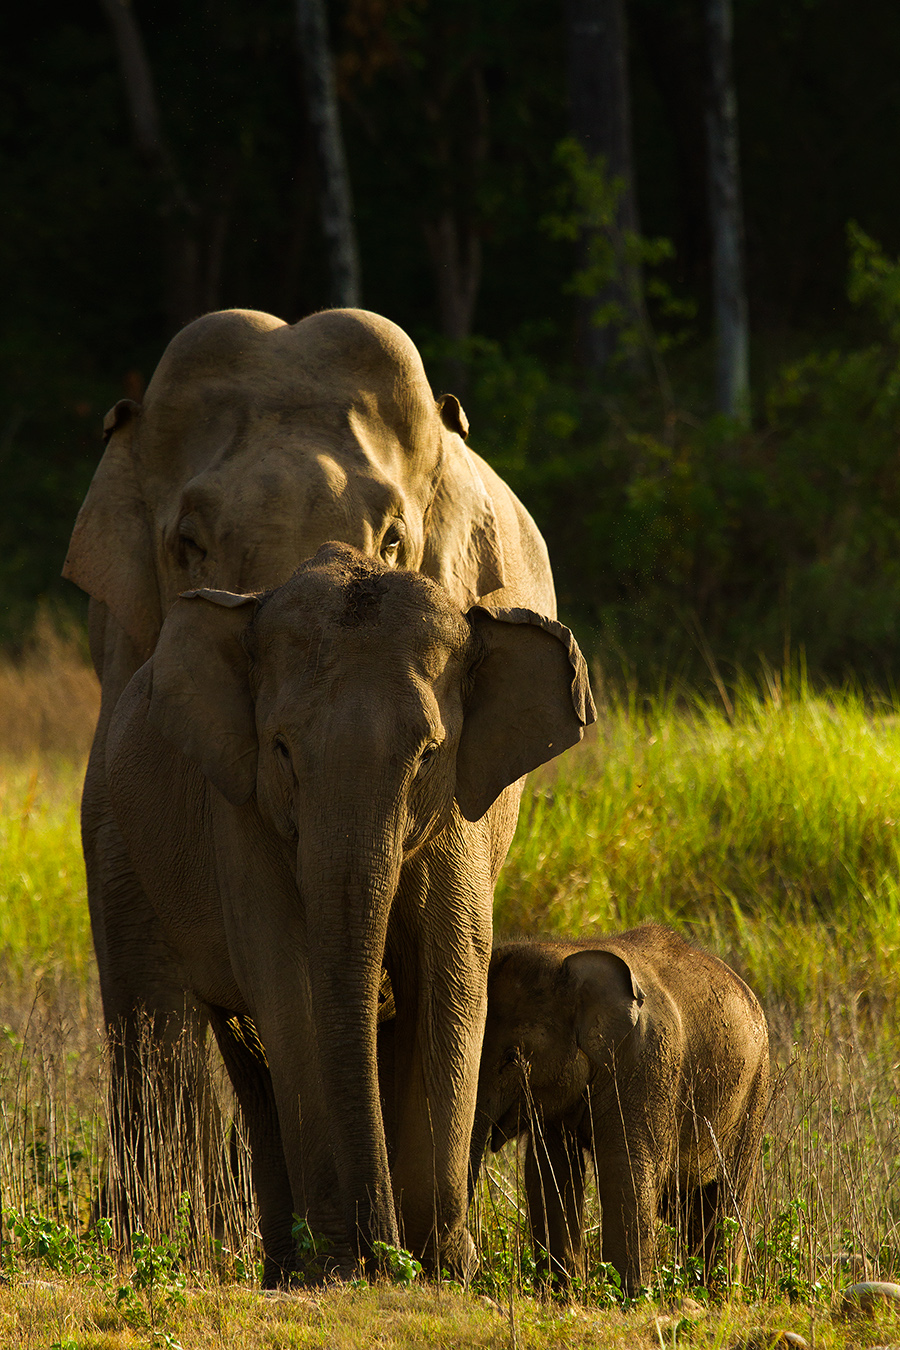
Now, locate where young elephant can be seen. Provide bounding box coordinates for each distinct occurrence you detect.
[471,925,770,1294]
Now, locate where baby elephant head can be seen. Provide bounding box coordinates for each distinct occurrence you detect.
[473,942,645,1163]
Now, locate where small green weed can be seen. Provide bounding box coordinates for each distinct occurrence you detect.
[291,1213,332,1282]
[758,1199,827,1303]
[111,1192,190,1349]
[2,1207,112,1278]
[372,1240,422,1285]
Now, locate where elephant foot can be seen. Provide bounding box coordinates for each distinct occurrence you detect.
[262,1255,294,1290]
[435,1225,478,1286]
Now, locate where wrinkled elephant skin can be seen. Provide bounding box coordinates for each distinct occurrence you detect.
[62,306,557,1238]
[471,925,770,1293]
[105,543,596,1282]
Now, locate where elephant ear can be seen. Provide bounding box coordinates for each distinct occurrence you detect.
[455,608,597,822]
[420,424,505,607]
[62,399,161,662]
[146,588,259,805]
[564,949,645,1073]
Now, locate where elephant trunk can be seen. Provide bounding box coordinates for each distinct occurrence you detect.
[299,804,402,1268]
[468,1105,493,1203]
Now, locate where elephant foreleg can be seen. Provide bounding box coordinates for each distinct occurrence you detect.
[595,1143,658,1296]
[89,805,219,1240]
[386,847,492,1280]
[207,1008,297,1287]
[524,1123,587,1289]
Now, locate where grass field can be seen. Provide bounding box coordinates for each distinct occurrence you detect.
[1,630,900,1347]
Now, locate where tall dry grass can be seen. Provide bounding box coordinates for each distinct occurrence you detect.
[0,611,99,762]
[0,632,899,1346]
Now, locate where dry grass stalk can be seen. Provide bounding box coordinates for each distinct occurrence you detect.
[0,611,98,761]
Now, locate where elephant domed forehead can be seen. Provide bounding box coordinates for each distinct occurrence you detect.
[136,308,445,502]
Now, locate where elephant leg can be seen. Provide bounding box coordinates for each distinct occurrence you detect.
[89,821,214,1237]
[85,733,226,1240]
[386,846,492,1279]
[685,1179,722,1279]
[207,1008,298,1287]
[595,1145,658,1296]
[524,1123,586,1289]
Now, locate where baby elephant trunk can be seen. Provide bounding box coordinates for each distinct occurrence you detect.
[468,1106,494,1202]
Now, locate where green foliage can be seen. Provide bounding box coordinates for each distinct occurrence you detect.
[757,1200,827,1304]
[433,220,900,681]
[543,137,696,366]
[371,1240,423,1285]
[469,1196,538,1302]
[3,1208,112,1277]
[291,1213,332,1282]
[114,1197,190,1347]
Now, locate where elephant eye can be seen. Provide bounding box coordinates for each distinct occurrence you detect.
[178,518,208,565]
[416,741,439,778]
[500,1047,521,1072]
[380,520,406,567]
[273,736,292,768]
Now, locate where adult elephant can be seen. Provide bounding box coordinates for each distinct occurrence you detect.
[63,307,556,1243]
[104,544,595,1281]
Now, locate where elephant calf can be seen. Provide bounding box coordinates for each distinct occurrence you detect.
[471,925,770,1294]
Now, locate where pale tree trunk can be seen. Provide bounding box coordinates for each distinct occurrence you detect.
[296,0,362,308]
[100,0,205,332]
[564,0,642,373]
[706,0,750,422]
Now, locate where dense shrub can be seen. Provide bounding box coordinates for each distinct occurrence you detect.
[427,226,900,683]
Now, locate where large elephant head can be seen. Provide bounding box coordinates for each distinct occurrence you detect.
[140,542,595,1266]
[64,308,505,664]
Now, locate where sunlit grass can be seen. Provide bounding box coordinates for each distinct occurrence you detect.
[3,644,900,1345]
[0,759,91,984]
[498,672,900,1004]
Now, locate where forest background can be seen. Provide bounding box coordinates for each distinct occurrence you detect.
[4,0,900,684]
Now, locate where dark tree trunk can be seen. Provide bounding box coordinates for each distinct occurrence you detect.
[564,0,642,373]
[706,0,750,422]
[100,0,206,333]
[422,61,489,350]
[423,213,483,345]
[630,0,709,296]
[295,0,362,308]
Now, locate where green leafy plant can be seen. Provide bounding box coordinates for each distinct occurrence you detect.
[114,1195,190,1348]
[291,1213,333,1282]
[757,1199,826,1303]
[2,1207,113,1278]
[372,1240,423,1286]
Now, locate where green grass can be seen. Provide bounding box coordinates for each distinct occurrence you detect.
[4,672,900,1346]
[498,672,900,1004]
[0,759,92,986]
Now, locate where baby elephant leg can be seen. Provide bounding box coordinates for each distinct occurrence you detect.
[524,1124,586,1288]
[596,1147,659,1296]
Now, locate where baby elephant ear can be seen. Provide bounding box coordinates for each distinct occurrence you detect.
[147,588,259,805]
[564,948,645,1072]
[455,607,597,822]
